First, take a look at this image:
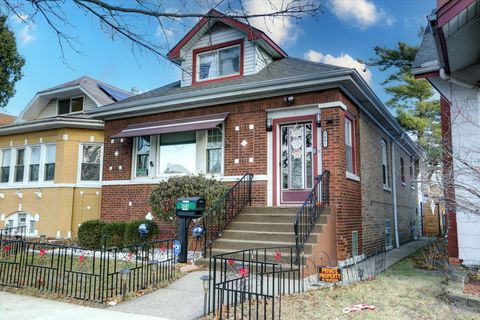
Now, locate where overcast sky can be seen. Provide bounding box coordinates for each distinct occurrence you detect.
[3,0,435,116]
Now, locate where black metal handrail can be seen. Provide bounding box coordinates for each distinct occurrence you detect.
[199,173,253,257]
[293,170,330,261]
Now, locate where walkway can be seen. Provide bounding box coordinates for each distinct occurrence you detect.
[0,291,168,320]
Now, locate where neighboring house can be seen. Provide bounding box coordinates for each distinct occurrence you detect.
[89,10,421,264]
[413,0,480,265]
[0,113,16,126]
[0,76,131,238]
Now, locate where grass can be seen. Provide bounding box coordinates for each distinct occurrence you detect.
[281,259,479,320]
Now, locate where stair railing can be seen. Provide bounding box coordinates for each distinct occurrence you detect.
[199,173,253,257]
[293,170,330,262]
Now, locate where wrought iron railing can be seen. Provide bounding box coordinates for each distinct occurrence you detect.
[0,238,176,303]
[0,226,26,242]
[199,173,253,257]
[293,170,330,261]
[208,246,303,319]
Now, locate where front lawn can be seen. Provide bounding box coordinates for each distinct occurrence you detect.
[281,259,478,319]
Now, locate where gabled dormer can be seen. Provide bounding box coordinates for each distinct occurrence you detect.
[168,9,287,87]
[17,76,131,122]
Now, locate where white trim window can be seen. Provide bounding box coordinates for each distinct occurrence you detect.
[14,148,25,183]
[44,144,56,181]
[58,96,84,115]
[206,127,223,174]
[135,136,151,177]
[29,146,41,182]
[158,131,196,174]
[197,45,241,82]
[381,139,390,188]
[79,144,103,181]
[1,148,12,183]
[345,117,354,174]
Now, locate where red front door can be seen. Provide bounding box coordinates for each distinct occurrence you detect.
[277,120,317,204]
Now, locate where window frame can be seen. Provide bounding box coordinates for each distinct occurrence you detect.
[28,145,41,182]
[14,148,26,183]
[77,143,103,183]
[57,95,85,115]
[344,114,356,175]
[0,148,12,184]
[381,139,390,190]
[400,157,405,185]
[206,126,224,175]
[192,39,244,85]
[43,144,56,182]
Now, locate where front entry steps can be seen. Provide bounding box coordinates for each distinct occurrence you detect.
[197,207,328,266]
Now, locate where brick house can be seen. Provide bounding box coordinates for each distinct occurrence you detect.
[89,10,421,264]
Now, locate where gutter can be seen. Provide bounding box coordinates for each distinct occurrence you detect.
[0,118,104,136]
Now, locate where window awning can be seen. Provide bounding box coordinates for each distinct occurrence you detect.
[112,112,229,138]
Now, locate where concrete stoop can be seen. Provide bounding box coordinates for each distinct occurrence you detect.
[197,206,330,267]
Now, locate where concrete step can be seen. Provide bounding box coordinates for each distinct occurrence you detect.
[236,213,296,223]
[242,207,299,215]
[228,221,324,234]
[213,239,314,254]
[222,229,323,243]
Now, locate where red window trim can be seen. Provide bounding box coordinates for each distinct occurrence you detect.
[191,39,244,86]
[345,113,356,175]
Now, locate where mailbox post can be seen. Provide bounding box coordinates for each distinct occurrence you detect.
[175,197,205,263]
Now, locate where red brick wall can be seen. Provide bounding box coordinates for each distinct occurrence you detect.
[101,88,363,260]
[320,97,363,261]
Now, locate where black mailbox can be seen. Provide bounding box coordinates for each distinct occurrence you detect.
[175,197,206,263]
[176,197,206,218]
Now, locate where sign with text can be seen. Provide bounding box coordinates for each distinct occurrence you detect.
[318,266,342,283]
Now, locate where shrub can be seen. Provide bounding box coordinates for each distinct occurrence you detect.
[124,220,159,246]
[103,221,127,248]
[149,174,229,234]
[78,220,106,249]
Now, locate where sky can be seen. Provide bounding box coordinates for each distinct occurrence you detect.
[3,0,436,116]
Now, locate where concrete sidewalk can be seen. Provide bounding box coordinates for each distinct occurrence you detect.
[0,291,169,320]
[385,238,428,269]
[109,270,209,320]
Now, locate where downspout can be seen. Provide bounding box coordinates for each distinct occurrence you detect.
[391,143,400,248]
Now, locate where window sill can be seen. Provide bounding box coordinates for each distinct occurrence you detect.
[383,186,392,192]
[346,172,360,182]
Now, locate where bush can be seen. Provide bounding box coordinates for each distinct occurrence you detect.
[78,220,106,249]
[149,174,229,234]
[124,220,159,246]
[103,221,127,248]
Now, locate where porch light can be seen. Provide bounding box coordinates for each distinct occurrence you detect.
[316,112,321,127]
[266,117,273,132]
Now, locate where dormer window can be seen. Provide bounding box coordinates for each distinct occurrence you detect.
[194,40,243,84]
[58,96,84,115]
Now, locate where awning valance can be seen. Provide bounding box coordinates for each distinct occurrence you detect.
[112,112,229,138]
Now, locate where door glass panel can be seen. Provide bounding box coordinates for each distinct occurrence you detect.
[289,125,304,190]
[281,126,288,190]
[305,124,313,189]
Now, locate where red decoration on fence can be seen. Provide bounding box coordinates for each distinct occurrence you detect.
[227,259,235,266]
[39,249,47,257]
[3,245,10,252]
[79,255,85,264]
[239,267,249,278]
[274,251,282,262]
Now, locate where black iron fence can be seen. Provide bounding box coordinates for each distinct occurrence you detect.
[0,238,176,303]
[0,226,26,242]
[294,170,330,261]
[200,173,253,257]
[209,246,303,319]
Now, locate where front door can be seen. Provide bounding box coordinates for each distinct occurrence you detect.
[279,122,316,204]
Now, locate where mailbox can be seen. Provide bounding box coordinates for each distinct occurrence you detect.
[176,197,206,218]
[175,197,206,263]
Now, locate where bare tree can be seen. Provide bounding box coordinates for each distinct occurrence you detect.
[1,0,322,67]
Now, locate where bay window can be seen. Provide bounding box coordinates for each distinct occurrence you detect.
[135,136,150,177]
[29,146,40,182]
[80,144,102,181]
[1,149,11,183]
[196,44,241,82]
[14,149,25,182]
[159,131,196,174]
[44,145,56,181]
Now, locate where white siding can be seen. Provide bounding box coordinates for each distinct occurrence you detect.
[84,96,97,111]
[180,26,257,87]
[37,99,57,119]
[255,47,273,73]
